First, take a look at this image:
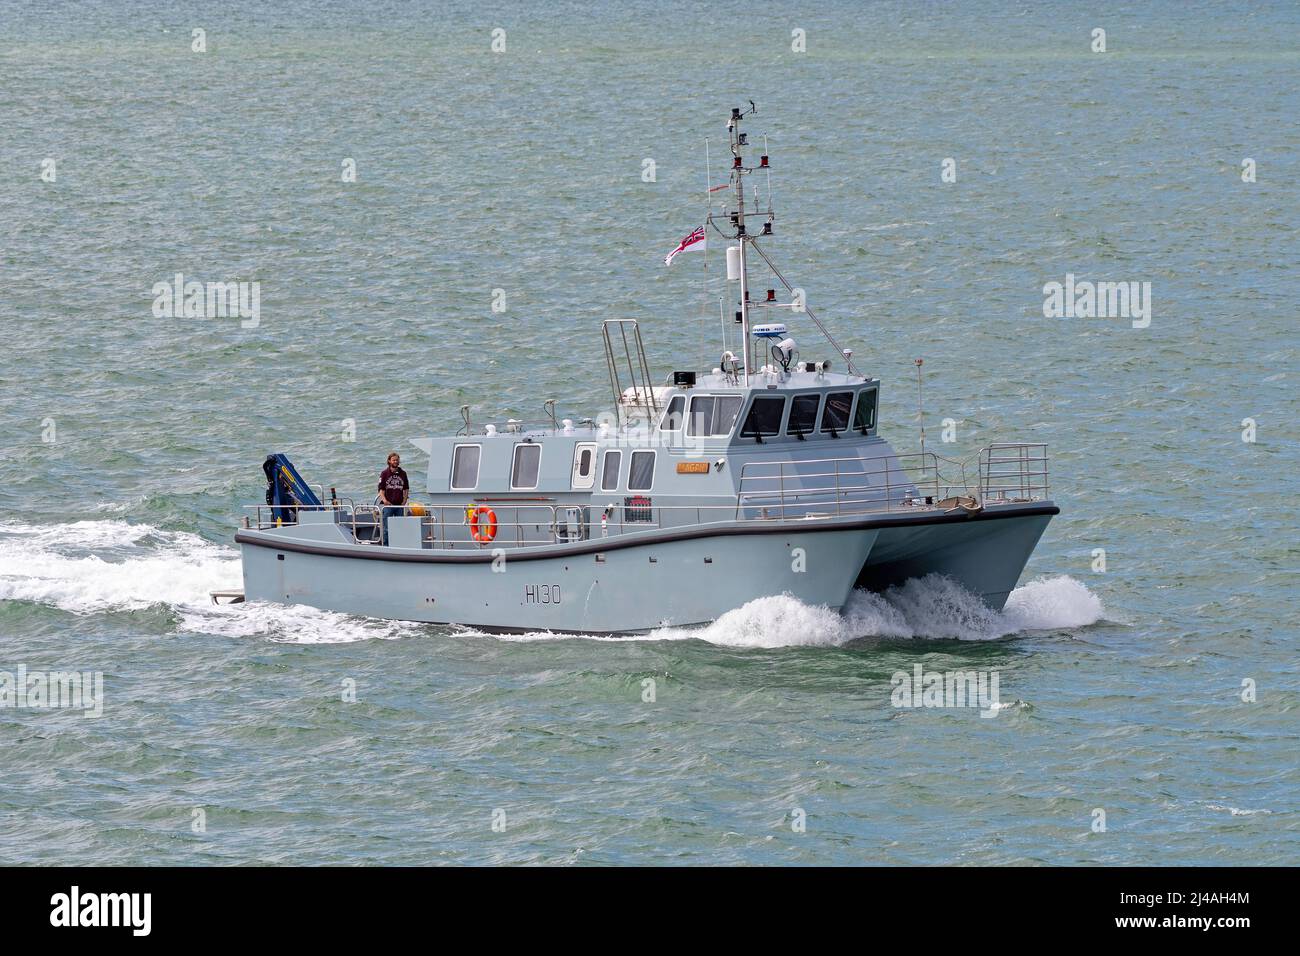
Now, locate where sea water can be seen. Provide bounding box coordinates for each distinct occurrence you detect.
[0,0,1296,865]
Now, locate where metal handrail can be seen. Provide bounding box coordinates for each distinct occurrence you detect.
[735,452,948,518]
[244,502,565,547]
[979,443,1049,502]
[455,418,596,438]
[239,444,1050,550]
[602,319,659,424]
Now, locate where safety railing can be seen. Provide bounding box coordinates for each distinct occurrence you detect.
[603,318,660,424]
[241,445,1050,550]
[735,452,954,520]
[456,419,602,438]
[245,498,360,529]
[736,446,1049,519]
[244,502,566,548]
[979,443,1049,503]
[455,397,601,438]
[244,499,738,549]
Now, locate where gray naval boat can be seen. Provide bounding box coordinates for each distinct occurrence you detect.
[228,104,1057,635]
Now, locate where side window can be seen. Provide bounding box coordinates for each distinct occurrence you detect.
[741,396,785,437]
[712,395,742,435]
[628,450,655,491]
[600,450,622,491]
[854,389,878,432]
[450,444,481,490]
[820,392,853,433]
[510,443,541,490]
[787,394,820,436]
[687,396,715,437]
[659,395,684,431]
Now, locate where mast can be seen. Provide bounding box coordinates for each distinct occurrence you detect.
[730,104,752,384]
[703,102,863,382]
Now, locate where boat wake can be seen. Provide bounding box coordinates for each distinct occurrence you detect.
[1,520,1105,647]
[0,520,416,644]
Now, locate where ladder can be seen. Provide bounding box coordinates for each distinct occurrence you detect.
[602,319,660,425]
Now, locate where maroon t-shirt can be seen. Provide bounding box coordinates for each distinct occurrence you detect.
[378,466,409,505]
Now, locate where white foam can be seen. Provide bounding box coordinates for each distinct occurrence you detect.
[1206,804,1272,817]
[501,573,1107,648]
[1,521,1107,648]
[983,699,1028,715]
[0,520,234,613]
[1002,574,1105,631]
[657,594,886,648]
[178,600,419,645]
[684,574,1102,647]
[0,520,413,645]
[873,574,1011,641]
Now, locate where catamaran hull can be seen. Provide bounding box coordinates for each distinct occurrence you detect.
[856,508,1055,610]
[235,502,1056,633]
[237,524,879,635]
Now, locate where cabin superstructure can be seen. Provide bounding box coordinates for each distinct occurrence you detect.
[231,104,1058,634]
[418,365,889,534]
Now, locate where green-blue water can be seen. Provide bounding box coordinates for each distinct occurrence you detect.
[1,0,1296,864]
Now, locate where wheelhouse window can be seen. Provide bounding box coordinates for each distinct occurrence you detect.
[659,395,684,431]
[820,392,853,433]
[510,443,541,489]
[787,394,821,436]
[740,396,785,438]
[712,395,742,435]
[628,449,655,491]
[688,395,744,437]
[854,389,878,432]
[601,450,622,491]
[450,444,481,490]
[687,396,713,437]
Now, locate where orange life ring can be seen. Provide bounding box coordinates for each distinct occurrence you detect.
[469,506,498,544]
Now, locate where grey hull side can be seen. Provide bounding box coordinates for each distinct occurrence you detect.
[238,525,878,635]
[855,508,1054,610]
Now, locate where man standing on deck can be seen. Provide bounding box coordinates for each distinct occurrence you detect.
[378,452,410,541]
